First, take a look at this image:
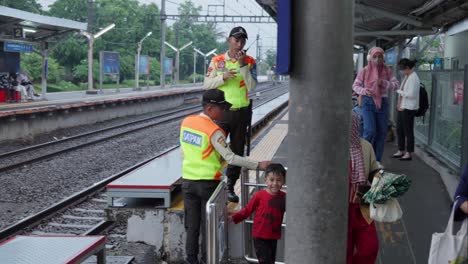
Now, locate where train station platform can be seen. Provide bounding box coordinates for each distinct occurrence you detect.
[246,110,454,264]
[0,84,204,142]
[0,84,203,116]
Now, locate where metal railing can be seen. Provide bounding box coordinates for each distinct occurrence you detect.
[206,180,228,264]
[240,168,287,264]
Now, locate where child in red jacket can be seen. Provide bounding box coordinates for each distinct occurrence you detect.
[230,163,286,264]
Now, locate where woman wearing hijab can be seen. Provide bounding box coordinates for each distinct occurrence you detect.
[353,47,399,163]
[347,113,381,264]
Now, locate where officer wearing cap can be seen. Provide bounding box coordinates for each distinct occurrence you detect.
[180,89,269,264]
[204,26,257,203]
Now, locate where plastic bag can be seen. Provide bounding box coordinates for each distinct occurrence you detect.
[428,204,468,264]
[369,198,402,222]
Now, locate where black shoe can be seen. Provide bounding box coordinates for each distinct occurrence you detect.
[227,191,239,203]
[399,156,412,161]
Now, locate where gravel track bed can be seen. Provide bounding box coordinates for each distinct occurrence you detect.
[0,119,181,230]
[0,108,199,168]
[0,82,276,154]
[0,84,288,231]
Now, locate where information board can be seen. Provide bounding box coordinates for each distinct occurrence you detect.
[102,52,120,75]
[139,55,150,75]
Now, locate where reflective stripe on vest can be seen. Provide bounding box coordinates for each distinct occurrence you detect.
[180,115,225,181]
[213,54,255,108]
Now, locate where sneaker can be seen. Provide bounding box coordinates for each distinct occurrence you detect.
[227,191,239,203]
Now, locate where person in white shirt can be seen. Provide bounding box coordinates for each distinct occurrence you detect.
[392,59,420,161]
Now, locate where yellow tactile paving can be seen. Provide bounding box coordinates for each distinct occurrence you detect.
[233,123,288,196]
[281,112,288,120]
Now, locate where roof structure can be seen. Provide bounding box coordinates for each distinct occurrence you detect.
[0,6,87,43]
[255,0,468,48]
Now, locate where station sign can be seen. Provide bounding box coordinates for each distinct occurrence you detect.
[3,41,33,53]
[13,28,24,39]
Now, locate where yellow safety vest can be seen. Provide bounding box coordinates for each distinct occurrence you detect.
[180,115,225,181]
[213,54,255,108]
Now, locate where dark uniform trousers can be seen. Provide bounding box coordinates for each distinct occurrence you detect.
[215,106,251,192]
[182,179,220,264]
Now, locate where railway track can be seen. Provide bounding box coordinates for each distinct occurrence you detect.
[0,88,289,242]
[0,83,288,174]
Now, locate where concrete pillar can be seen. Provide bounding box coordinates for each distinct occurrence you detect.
[41,42,48,100]
[286,0,353,263]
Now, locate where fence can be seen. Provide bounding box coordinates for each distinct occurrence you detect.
[412,68,466,171]
[206,181,228,264]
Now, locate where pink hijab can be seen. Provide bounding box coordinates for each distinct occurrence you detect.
[364,47,391,109]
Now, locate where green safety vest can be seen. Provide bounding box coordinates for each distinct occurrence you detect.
[180,115,225,181]
[212,54,255,108]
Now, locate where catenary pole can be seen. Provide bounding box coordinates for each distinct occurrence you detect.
[286,0,354,263]
[160,0,166,88]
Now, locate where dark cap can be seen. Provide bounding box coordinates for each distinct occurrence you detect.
[229,26,248,39]
[202,89,232,109]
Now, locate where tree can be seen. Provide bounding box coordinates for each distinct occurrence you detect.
[3,0,42,13]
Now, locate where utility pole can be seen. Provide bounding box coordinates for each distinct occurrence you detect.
[160,0,166,88]
[286,0,353,263]
[135,31,152,90]
[256,34,260,63]
[193,50,196,84]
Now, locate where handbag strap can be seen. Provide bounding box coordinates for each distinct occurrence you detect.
[445,203,457,235]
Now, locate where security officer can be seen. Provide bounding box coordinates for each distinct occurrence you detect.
[180,89,269,264]
[204,26,257,203]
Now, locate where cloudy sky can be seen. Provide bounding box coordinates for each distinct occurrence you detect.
[36,0,277,59]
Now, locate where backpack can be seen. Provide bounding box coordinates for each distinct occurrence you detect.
[415,83,429,117]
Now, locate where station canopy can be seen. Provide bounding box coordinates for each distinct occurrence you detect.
[0,6,87,44]
[255,0,468,49]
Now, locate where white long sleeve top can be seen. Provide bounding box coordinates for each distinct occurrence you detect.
[397,72,420,110]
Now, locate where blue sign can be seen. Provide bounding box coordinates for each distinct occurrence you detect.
[4,42,33,53]
[164,58,173,75]
[102,52,120,74]
[139,55,150,75]
[385,48,397,65]
[276,0,291,74]
[433,58,443,70]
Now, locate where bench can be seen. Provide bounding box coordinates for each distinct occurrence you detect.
[0,235,106,264]
[106,147,182,208]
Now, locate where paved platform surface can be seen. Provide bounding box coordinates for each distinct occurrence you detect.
[0,84,203,113]
[266,112,453,264]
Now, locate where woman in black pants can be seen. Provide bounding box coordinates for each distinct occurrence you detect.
[393,59,420,161]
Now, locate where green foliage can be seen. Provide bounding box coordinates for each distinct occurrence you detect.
[13,0,226,91]
[4,0,42,13]
[73,59,100,83]
[20,53,64,83]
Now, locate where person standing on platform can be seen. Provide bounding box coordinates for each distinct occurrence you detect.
[392,59,420,161]
[204,26,257,203]
[347,113,381,264]
[180,89,270,264]
[353,47,399,163]
[230,163,286,264]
